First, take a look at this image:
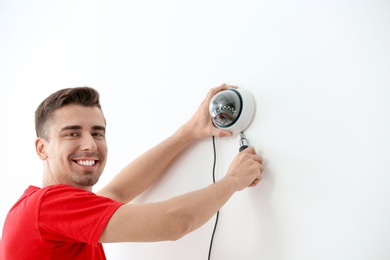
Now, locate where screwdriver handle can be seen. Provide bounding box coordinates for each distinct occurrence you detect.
[239,144,249,152]
[239,133,249,152]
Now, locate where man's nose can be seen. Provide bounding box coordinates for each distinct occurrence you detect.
[80,134,97,151]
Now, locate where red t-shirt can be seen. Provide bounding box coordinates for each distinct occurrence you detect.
[0,184,124,260]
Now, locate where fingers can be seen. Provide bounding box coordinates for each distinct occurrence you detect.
[240,146,263,163]
[240,146,264,188]
[212,129,233,137]
[206,83,238,101]
[205,84,225,103]
[248,177,261,187]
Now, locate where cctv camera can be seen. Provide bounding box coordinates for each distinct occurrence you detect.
[209,88,255,135]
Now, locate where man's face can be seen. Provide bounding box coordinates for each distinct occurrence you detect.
[38,104,108,190]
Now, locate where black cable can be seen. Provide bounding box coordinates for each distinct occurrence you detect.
[208,135,220,260]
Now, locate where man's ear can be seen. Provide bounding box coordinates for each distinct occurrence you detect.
[35,137,48,160]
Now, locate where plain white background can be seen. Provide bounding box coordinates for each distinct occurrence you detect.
[1,0,390,259]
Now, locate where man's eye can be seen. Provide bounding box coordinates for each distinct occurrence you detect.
[67,133,78,137]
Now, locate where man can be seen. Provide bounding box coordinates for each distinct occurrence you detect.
[0,83,263,259]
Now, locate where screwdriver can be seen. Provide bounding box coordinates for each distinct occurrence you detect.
[239,132,249,152]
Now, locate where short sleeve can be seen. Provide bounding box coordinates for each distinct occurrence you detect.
[39,184,124,246]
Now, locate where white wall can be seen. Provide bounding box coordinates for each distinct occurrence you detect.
[1,0,390,259]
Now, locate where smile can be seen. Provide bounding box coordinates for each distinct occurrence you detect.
[76,160,96,166]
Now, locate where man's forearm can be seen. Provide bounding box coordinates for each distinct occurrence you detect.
[166,176,238,238]
[98,126,196,202]
[100,176,239,243]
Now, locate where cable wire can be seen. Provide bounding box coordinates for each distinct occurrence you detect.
[208,135,220,260]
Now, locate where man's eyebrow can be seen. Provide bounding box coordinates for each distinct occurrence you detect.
[60,125,106,132]
[92,125,106,132]
[60,125,82,132]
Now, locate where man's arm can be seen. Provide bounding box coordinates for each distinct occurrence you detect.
[97,84,234,203]
[99,146,263,243]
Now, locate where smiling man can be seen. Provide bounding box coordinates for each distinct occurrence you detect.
[0,84,264,259]
[37,104,108,189]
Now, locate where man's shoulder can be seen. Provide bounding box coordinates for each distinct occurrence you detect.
[15,184,97,208]
[23,184,89,197]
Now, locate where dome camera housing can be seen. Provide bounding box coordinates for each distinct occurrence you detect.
[209,88,255,135]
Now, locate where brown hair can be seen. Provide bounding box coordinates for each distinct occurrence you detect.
[35,86,103,139]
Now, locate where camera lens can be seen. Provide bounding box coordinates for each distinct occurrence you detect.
[209,89,242,128]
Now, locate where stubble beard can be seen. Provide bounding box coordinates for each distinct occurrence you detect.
[68,170,102,188]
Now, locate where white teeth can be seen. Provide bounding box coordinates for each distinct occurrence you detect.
[77,160,95,166]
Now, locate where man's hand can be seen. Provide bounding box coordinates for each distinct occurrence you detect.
[181,83,237,141]
[224,146,264,191]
